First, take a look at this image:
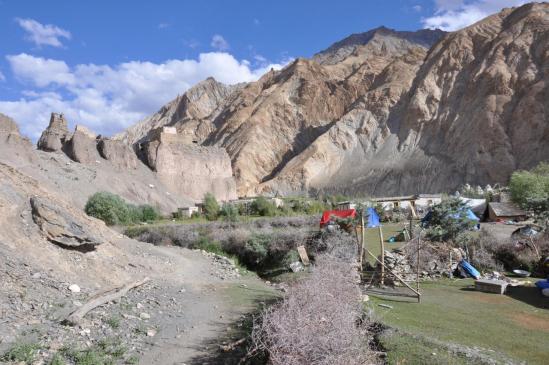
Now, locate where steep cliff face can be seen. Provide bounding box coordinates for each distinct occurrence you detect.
[121,3,549,197]
[116,77,244,146]
[397,3,549,187]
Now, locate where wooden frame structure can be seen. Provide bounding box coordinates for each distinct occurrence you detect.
[357,216,422,303]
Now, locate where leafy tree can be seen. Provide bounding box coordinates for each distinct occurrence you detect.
[424,198,477,241]
[510,162,549,224]
[203,193,220,221]
[251,197,277,216]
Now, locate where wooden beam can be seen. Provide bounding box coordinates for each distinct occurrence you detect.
[364,248,420,298]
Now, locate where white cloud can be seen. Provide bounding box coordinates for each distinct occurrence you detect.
[15,18,71,47]
[0,52,290,140]
[423,0,527,31]
[413,5,422,12]
[210,34,229,50]
[7,53,75,87]
[157,22,170,29]
[0,70,5,82]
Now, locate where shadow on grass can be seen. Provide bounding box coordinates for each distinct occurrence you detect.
[187,296,279,365]
[459,282,549,309]
[506,285,549,309]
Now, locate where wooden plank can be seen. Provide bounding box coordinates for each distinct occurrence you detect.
[297,245,310,266]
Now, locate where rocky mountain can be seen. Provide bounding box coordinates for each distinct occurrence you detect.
[118,2,548,198]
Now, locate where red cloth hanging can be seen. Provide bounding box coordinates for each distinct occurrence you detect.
[320,209,356,227]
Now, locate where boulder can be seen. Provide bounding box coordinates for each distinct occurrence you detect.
[37,113,70,152]
[30,196,103,250]
[65,125,101,164]
[97,138,138,170]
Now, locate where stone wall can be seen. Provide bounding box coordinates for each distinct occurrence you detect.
[144,128,237,202]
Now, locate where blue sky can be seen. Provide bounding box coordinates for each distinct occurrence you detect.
[0,0,528,139]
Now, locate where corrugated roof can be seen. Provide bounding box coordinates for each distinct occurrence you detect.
[371,195,416,202]
[489,202,526,217]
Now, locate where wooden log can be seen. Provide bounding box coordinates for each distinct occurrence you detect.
[63,277,150,326]
[379,226,385,285]
[416,232,421,303]
[360,214,365,271]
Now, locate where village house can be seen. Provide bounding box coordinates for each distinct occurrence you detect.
[370,195,416,211]
[336,201,357,211]
[414,194,443,209]
[487,202,528,222]
[178,206,199,218]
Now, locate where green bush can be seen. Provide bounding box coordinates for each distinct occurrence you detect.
[2,342,39,363]
[85,192,160,226]
[194,235,224,255]
[251,197,277,216]
[306,200,327,215]
[203,193,220,221]
[85,192,132,225]
[282,249,300,267]
[290,199,309,214]
[219,203,239,222]
[243,234,270,266]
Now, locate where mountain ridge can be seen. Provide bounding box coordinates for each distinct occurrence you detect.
[117,2,549,198]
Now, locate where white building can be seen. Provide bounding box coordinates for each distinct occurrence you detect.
[336,201,357,211]
[178,206,199,218]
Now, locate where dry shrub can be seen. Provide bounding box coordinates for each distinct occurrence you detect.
[126,216,317,270]
[310,230,358,263]
[492,230,549,273]
[402,240,454,273]
[251,256,375,365]
[467,231,504,272]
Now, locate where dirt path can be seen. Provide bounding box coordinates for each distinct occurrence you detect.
[0,235,277,365]
[131,244,277,365]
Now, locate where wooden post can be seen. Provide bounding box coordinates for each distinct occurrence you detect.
[379,225,385,286]
[416,232,421,303]
[360,214,365,271]
[409,216,413,239]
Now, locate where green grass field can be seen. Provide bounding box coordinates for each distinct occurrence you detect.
[370,279,549,364]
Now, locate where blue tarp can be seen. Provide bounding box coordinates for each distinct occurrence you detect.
[535,280,549,290]
[422,208,479,226]
[364,207,380,228]
[459,260,480,279]
[465,209,480,221]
